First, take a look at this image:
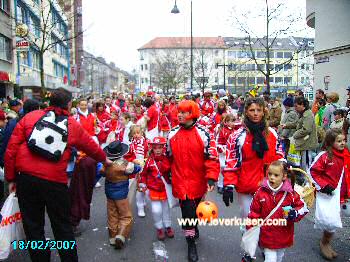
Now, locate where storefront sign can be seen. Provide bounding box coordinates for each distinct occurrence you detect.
[315,56,329,64]
[16,40,30,51]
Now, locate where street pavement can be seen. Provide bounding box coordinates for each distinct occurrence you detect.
[5,179,350,262]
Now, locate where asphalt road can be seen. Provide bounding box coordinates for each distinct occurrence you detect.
[5,179,350,262]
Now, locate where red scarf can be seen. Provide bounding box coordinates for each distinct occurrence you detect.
[44,106,69,116]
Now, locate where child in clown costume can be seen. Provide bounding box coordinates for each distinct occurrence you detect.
[139,137,174,240]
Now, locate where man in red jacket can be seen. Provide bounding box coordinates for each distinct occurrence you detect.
[4,88,112,262]
[167,100,220,262]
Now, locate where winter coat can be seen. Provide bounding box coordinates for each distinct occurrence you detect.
[223,127,284,194]
[167,122,220,200]
[169,103,179,127]
[140,155,171,192]
[0,118,18,167]
[248,179,308,249]
[147,104,159,131]
[323,103,340,130]
[104,158,141,200]
[315,106,325,127]
[279,108,298,139]
[268,104,282,128]
[211,112,225,131]
[199,99,215,116]
[293,109,318,151]
[4,108,106,184]
[130,137,149,159]
[216,126,234,154]
[309,149,350,202]
[330,118,344,129]
[76,111,96,136]
[159,106,171,132]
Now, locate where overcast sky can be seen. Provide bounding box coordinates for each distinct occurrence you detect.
[83,0,313,72]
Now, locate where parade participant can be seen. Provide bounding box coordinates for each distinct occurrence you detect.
[105,109,121,145]
[315,99,326,127]
[167,100,220,262]
[104,96,112,114]
[215,113,237,194]
[139,137,174,240]
[279,97,298,155]
[0,109,6,203]
[268,98,282,129]
[7,98,22,119]
[169,96,179,128]
[4,88,111,262]
[113,93,128,113]
[323,92,340,130]
[134,97,145,122]
[101,141,142,249]
[199,91,215,117]
[330,109,345,129]
[159,99,171,137]
[210,100,227,132]
[119,112,134,145]
[223,97,284,221]
[309,128,350,260]
[95,101,110,144]
[76,98,96,138]
[312,89,326,115]
[246,160,308,262]
[144,97,160,141]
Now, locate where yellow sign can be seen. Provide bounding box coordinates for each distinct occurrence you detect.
[15,24,29,38]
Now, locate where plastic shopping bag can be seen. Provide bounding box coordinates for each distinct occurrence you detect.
[161,177,179,209]
[287,138,301,167]
[0,193,25,259]
[241,226,260,258]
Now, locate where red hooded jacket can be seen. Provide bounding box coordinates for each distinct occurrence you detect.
[167,123,220,200]
[223,127,284,194]
[76,110,96,136]
[248,179,308,249]
[169,103,179,127]
[4,108,106,184]
[140,154,171,192]
[309,148,350,202]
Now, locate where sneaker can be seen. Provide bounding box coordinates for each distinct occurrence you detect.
[165,227,174,238]
[157,229,166,241]
[138,209,146,217]
[94,182,102,188]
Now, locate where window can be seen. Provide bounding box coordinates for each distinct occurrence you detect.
[237,77,245,85]
[30,16,40,37]
[268,64,274,71]
[0,34,11,61]
[215,50,219,56]
[276,52,284,58]
[215,77,219,83]
[141,78,144,84]
[284,52,293,59]
[256,77,264,84]
[228,77,235,84]
[284,77,292,85]
[275,64,283,71]
[284,64,292,71]
[17,4,26,24]
[268,51,274,58]
[301,77,304,84]
[247,64,255,71]
[305,77,310,84]
[0,0,10,13]
[228,51,236,58]
[301,63,305,70]
[256,51,266,58]
[256,64,264,71]
[145,64,148,70]
[248,77,255,85]
[20,51,29,66]
[141,64,143,70]
[238,51,248,58]
[275,77,283,84]
[270,77,274,83]
[31,49,41,70]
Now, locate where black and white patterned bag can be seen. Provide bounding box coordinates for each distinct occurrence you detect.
[27,111,68,162]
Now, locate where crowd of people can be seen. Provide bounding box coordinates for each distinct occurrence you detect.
[1,86,350,262]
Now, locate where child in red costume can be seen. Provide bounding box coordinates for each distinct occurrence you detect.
[140,137,174,240]
[247,160,308,262]
[309,128,350,260]
[159,100,171,137]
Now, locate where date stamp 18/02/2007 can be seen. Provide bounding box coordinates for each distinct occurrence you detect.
[12,240,76,250]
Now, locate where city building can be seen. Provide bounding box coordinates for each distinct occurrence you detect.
[224,37,315,99]
[14,0,73,98]
[138,36,314,96]
[58,0,83,89]
[0,0,15,98]
[306,0,350,105]
[80,50,129,97]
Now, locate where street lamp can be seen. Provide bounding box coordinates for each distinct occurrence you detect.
[171,0,193,93]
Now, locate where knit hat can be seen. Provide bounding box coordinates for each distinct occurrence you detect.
[283,97,294,107]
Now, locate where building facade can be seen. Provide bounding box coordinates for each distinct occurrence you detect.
[306,0,350,105]
[0,0,15,98]
[138,37,314,97]
[80,50,129,97]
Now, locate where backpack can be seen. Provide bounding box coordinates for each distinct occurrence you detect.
[27,111,68,162]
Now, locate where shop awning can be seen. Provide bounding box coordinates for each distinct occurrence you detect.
[0,71,10,82]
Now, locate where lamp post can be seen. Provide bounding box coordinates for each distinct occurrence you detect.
[171,0,193,93]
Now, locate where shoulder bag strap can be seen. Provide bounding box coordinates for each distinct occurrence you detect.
[261,191,287,227]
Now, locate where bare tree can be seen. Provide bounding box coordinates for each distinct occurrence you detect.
[152,50,189,95]
[231,0,311,93]
[193,49,215,94]
[9,0,84,96]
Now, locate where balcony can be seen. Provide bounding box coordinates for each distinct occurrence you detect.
[306,0,316,28]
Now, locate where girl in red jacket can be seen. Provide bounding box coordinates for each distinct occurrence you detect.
[159,100,171,138]
[215,113,237,193]
[247,160,308,262]
[140,137,174,240]
[95,101,111,144]
[309,128,350,260]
